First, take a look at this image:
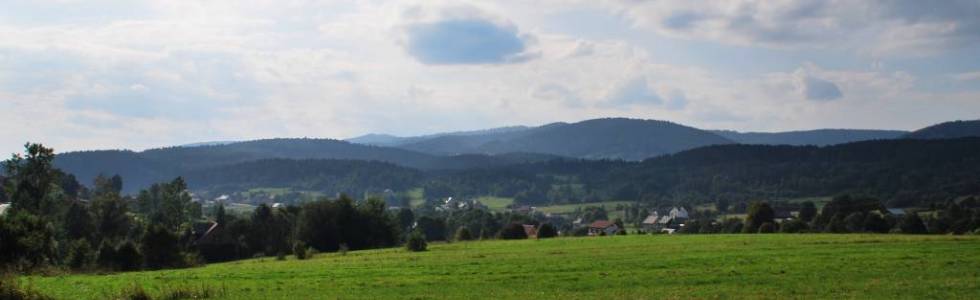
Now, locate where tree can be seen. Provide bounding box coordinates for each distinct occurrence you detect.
[825,214,848,233]
[498,223,528,240]
[715,199,730,213]
[91,192,131,243]
[722,218,744,233]
[454,227,473,241]
[898,213,928,234]
[416,216,447,242]
[141,225,184,270]
[863,213,891,233]
[137,178,195,232]
[537,223,558,239]
[66,239,94,269]
[397,208,415,232]
[3,143,57,215]
[798,201,817,223]
[0,211,57,268]
[844,212,866,233]
[743,202,775,233]
[63,201,95,242]
[405,230,427,252]
[779,219,808,233]
[758,222,776,233]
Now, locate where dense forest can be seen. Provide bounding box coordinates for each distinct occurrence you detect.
[424,138,980,207]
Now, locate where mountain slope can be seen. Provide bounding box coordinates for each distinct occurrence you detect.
[905,120,980,139]
[54,138,559,193]
[713,129,908,146]
[472,118,734,160]
[388,118,734,160]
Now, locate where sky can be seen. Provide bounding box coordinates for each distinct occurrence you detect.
[2,0,980,154]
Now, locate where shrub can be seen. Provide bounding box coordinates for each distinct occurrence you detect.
[779,219,808,233]
[758,222,777,233]
[454,227,473,242]
[899,213,928,234]
[141,225,184,270]
[276,252,286,261]
[96,241,118,270]
[537,224,558,239]
[497,223,528,240]
[743,202,775,233]
[405,231,427,252]
[570,227,590,237]
[293,241,309,260]
[115,284,151,300]
[115,241,143,271]
[0,276,54,300]
[66,239,94,270]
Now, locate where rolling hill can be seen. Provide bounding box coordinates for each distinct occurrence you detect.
[390,118,735,160]
[904,119,980,139]
[54,139,558,193]
[713,129,908,146]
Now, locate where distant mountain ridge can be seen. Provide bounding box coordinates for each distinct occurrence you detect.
[713,129,908,146]
[54,138,558,193]
[356,118,735,160]
[904,120,980,139]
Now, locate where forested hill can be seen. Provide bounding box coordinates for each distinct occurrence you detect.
[427,137,980,207]
[904,120,980,139]
[713,129,908,146]
[396,118,735,160]
[182,159,423,196]
[53,138,559,193]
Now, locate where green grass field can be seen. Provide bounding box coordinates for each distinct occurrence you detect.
[476,196,514,211]
[23,234,980,299]
[534,201,635,215]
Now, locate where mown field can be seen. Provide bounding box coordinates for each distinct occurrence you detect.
[24,234,980,299]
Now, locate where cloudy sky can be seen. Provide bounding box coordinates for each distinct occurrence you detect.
[2,0,980,154]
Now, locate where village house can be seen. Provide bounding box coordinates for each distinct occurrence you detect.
[588,220,620,236]
[641,207,690,232]
[522,224,539,239]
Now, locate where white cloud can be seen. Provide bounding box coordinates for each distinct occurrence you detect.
[606,0,980,56]
[1,0,979,155]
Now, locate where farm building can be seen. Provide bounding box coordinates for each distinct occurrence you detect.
[588,220,620,236]
[522,225,538,238]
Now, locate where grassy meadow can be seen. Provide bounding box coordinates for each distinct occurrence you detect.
[23,234,980,299]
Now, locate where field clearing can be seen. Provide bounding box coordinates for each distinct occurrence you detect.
[534,201,635,215]
[476,196,514,211]
[24,234,980,299]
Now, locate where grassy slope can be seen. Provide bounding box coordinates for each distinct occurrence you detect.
[26,234,980,299]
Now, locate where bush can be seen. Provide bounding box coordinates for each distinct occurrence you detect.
[497,223,528,240]
[115,284,151,300]
[743,202,775,233]
[141,225,184,270]
[405,231,427,252]
[569,227,590,237]
[537,224,558,239]
[115,241,143,271]
[779,219,808,233]
[293,241,309,260]
[758,222,777,233]
[66,239,94,270]
[454,227,473,242]
[899,213,928,234]
[0,276,53,300]
[96,241,118,270]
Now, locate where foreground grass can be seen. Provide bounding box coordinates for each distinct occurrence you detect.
[25,234,980,299]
